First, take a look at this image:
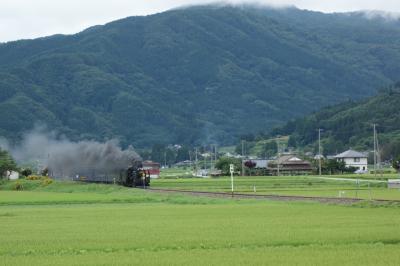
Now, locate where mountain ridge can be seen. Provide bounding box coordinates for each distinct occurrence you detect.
[1,5,400,147]
[269,83,400,158]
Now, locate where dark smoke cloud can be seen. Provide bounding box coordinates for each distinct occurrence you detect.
[0,129,141,178]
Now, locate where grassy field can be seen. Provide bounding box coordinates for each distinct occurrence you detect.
[151,175,400,201]
[1,180,400,265]
[159,168,193,178]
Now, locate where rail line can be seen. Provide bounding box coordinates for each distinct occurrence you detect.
[144,187,400,205]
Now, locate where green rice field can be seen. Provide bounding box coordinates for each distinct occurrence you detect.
[151,175,400,201]
[1,179,400,265]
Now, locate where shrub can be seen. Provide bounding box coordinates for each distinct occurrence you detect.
[21,168,33,177]
[27,175,47,180]
[41,178,53,186]
[215,157,241,175]
[27,175,40,180]
[13,181,23,191]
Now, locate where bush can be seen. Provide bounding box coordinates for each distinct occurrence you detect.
[215,157,242,175]
[41,178,53,186]
[392,156,400,172]
[13,181,23,191]
[27,175,47,180]
[370,169,394,174]
[21,168,33,177]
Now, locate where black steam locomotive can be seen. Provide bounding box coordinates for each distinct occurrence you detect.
[122,161,151,187]
[73,161,150,188]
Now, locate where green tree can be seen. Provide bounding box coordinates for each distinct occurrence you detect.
[176,146,190,162]
[0,149,17,179]
[324,159,346,175]
[20,168,33,177]
[151,144,167,164]
[392,155,400,172]
[215,157,241,175]
[259,141,278,158]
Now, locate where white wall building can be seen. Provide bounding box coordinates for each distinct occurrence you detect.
[6,171,19,180]
[334,150,368,171]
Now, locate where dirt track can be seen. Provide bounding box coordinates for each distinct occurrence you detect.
[145,188,400,205]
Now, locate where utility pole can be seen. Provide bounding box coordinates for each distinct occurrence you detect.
[188,150,192,170]
[277,138,280,176]
[213,144,217,174]
[205,146,208,175]
[318,128,323,176]
[264,142,267,160]
[195,147,198,176]
[210,145,213,172]
[374,124,376,176]
[241,140,245,176]
[214,144,217,162]
[376,128,382,177]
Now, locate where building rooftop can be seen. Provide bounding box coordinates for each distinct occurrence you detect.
[334,150,367,159]
[275,155,311,165]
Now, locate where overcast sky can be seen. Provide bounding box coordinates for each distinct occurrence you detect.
[1,0,400,43]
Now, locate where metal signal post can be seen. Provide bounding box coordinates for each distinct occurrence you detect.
[230,164,234,195]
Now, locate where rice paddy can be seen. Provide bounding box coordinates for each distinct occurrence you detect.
[1,179,400,265]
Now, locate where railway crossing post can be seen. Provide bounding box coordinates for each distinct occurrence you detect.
[230,164,234,196]
[355,179,360,199]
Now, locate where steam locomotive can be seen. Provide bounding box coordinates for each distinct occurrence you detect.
[122,161,151,187]
[73,161,150,188]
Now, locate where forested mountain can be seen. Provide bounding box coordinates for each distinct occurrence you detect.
[1,5,400,147]
[271,83,400,158]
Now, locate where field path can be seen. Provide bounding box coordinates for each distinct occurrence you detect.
[143,188,399,205]
[309,176,388,184]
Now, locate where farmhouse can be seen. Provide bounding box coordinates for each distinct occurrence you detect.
[142,161,161,179]
[6,171,19,180]
[269,155,313,175]
[250,159,268,169]
[244,159,269,175]
[334,150,368,171]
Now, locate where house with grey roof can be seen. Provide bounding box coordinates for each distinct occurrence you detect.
[334,150,368,171]
[269,155,313,175]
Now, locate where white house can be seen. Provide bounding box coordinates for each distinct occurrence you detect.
[6,171,19,180]
[334,150,368,171]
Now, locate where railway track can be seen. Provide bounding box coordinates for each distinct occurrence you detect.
[144,188,400,205]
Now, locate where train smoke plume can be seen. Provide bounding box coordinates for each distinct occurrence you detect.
[0,129,141,178]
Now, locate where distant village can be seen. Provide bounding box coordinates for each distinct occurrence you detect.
[133,148,376,179]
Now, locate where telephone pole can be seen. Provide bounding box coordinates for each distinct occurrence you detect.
[195,147,198,176]
[188,150,192,169]
[210,145,213,171]
[373,124,382,177]
[277,138,280,176]
[374,124,376,175]
[318,128,323,176]
[241,140,245,176]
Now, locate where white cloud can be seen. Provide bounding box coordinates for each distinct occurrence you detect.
[0,0,399,42]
